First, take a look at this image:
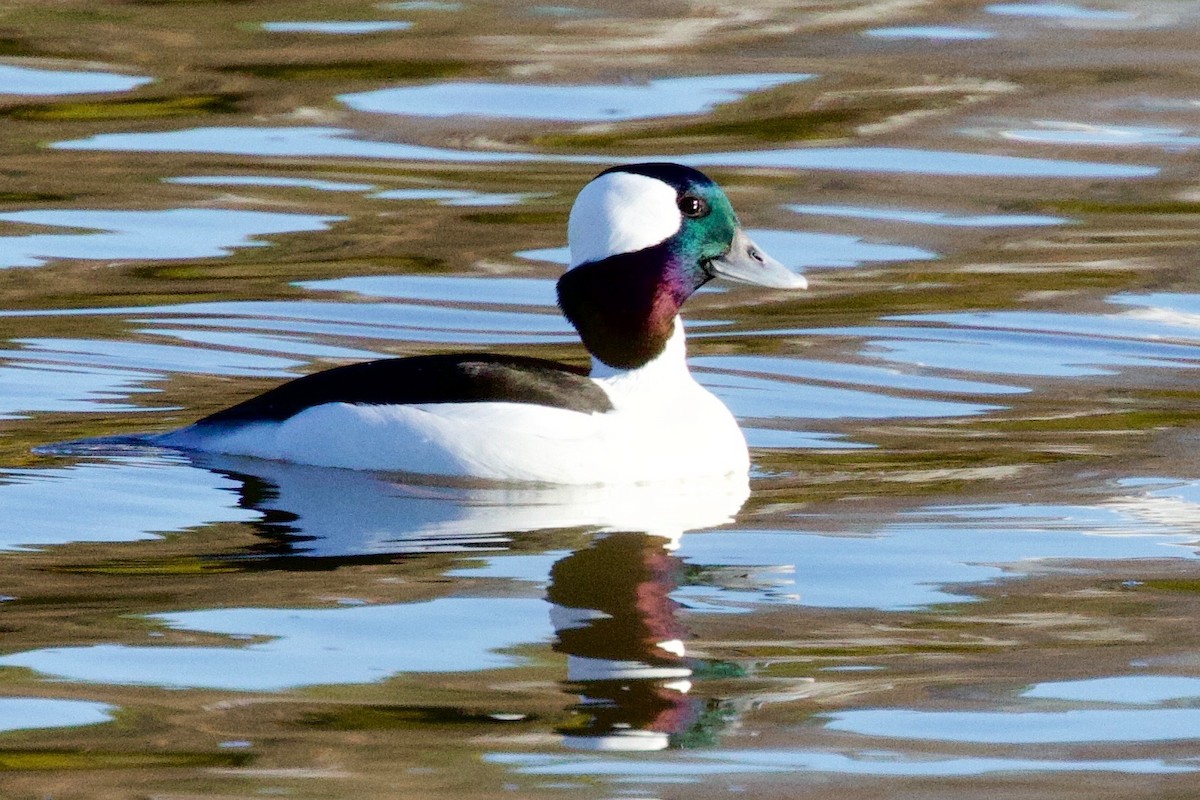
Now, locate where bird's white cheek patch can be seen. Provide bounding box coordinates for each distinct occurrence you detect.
[567,172,681,268]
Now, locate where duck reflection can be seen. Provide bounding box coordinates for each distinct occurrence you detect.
[192,453,750,747]
[551,532,705,750]
[194,453,748,557]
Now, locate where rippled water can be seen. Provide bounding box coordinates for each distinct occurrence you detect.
[2,1,1200,798]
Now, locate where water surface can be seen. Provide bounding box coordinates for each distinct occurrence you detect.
[1,1,1200,798]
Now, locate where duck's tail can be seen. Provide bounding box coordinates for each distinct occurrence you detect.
[32,433,170,458]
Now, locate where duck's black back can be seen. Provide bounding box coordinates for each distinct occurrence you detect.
[194,353,613,427]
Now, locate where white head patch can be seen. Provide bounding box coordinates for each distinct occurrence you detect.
[567,171,682,269]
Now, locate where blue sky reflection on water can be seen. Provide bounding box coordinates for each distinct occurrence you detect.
[825,707,1200,744]
[787,204,1068,227]
[1024,675,1200,704]
[703,371,1002,422]
[0,598,553,691]
[165,175,375,192]
[999,122,1200,148]
[297,275,558,306]
[864,26,995,40]
[261,21,412,34]
[518,228,935,271]
[0,0,1198,792]
[0,698,116,732]
[432,484,1200,611]
[0,64,151,96]
[671,511,1199,611]
[4,337,303,378]
[132,299,574,343]
[373,187,541,206]
[692,355,1025,398]
[0,209,340,269]
[0,362,155,419]
[806,302,1200,379]
[339,74,811,121]
[0,457,256,549]
[986,3,1136,21]
[52,127,1159,178]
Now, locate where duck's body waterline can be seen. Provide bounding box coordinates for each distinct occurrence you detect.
[154,164,806,484]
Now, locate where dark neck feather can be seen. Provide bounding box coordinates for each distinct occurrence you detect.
[556,242,703,370]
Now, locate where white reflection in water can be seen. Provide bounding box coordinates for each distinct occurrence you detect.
[187,455,750,555]
[0,457,256,549]
[1103,475,1200,534]
[1115,292,1200,327]
[0,469,750,691]
[339,74,811,122]
[0,698,115,732]
[0,208,341,269]
[262,21,412,34]
[2,446,744,559]
[999,121,1200,148]
[52,127,1158,178]
[0,63,151,96]
[0,598,553,691]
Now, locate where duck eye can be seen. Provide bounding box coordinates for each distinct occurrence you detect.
[678,194,708,218]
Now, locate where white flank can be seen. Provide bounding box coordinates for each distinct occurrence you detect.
[162,320,749,485]
[567,171,681,268]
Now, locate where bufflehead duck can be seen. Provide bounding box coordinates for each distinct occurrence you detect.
[159,163,806,483]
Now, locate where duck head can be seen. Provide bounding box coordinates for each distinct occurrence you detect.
[557,163,806,371]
